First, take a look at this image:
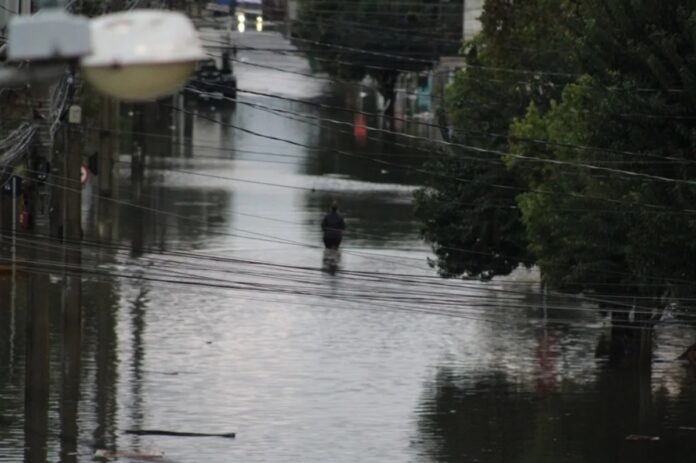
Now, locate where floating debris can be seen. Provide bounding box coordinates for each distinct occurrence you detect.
[125,429,236,438]
[94,448,164,460]
[625,435,660,442]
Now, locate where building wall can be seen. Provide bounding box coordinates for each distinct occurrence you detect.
[287,0,297,20]
[262,0,286,20]
[464,0,484,40]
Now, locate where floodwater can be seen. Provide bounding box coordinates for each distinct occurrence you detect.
[2,27,696,463]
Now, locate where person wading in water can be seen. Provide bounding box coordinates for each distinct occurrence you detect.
[321,202,346,249]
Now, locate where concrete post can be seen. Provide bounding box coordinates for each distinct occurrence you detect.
[60,125,82,459]
[30,82,54,235]
[64,124,82,243]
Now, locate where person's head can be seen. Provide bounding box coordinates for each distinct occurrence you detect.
[331,201,338,212]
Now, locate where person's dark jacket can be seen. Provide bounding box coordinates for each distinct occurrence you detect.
[322,211,345,238]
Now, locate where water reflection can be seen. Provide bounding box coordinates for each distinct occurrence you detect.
[23,270,50,463]
[321,248,341,275]
[3,29,696,463]
[85,276,120,453]
[127,283,148,451]
[415,344,696,463]
[59,246,82,463]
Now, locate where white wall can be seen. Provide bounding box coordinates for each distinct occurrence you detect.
[463,0,483,40]
[287,0,297,20]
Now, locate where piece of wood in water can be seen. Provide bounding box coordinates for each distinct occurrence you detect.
[95,448,164,460]
[625,434,660,441]
[125,429,236,438]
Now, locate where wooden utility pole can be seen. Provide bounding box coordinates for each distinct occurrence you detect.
[23,0,59,449]
[60,118,83,463]
[64,111,82,243]
[30,82,54,235]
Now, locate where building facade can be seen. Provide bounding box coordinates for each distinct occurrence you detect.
[463,0,484,40]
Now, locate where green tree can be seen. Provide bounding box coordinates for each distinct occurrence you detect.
[509,79,636,297]
[510,0,696,312]
[291,0,463,115]
[414,0,580,278]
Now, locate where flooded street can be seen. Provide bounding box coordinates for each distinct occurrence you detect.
[2,27,696,462]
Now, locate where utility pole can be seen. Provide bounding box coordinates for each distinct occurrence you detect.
[24,4,65,459]
[59,105,83,463]
[64,106,82,244]
[30,81,54,235]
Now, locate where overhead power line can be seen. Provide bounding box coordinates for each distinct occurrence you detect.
[5,226,692,326]
[19,154,696,288]
[184,86,696,192]
[163,98,696,216]
[5,227,690,333]
[216,46,696,121]
[202,30,688,96]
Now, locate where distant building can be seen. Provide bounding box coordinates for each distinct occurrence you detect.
[287,0,298,20]
[463,0,484,40]
[281,0,481,39]
[263,0,286,20]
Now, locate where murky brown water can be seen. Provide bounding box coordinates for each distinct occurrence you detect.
[2,27,696,463]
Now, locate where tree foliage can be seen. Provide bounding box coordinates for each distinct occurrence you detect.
[291,0,463,111]
[511,0,696,306]
[414,0,580,278]
[509,79,636,295]
[420,0,696,309]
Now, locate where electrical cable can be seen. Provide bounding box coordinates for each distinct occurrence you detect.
[46,116,695,286]
[114,82,696,170]
[3,241,682,332]
[275,25,686,97]
[2,233,681,323]
[15,158,696,291]
[165,96,696,218]
[192,87,696,188]
[231,59,696,122]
